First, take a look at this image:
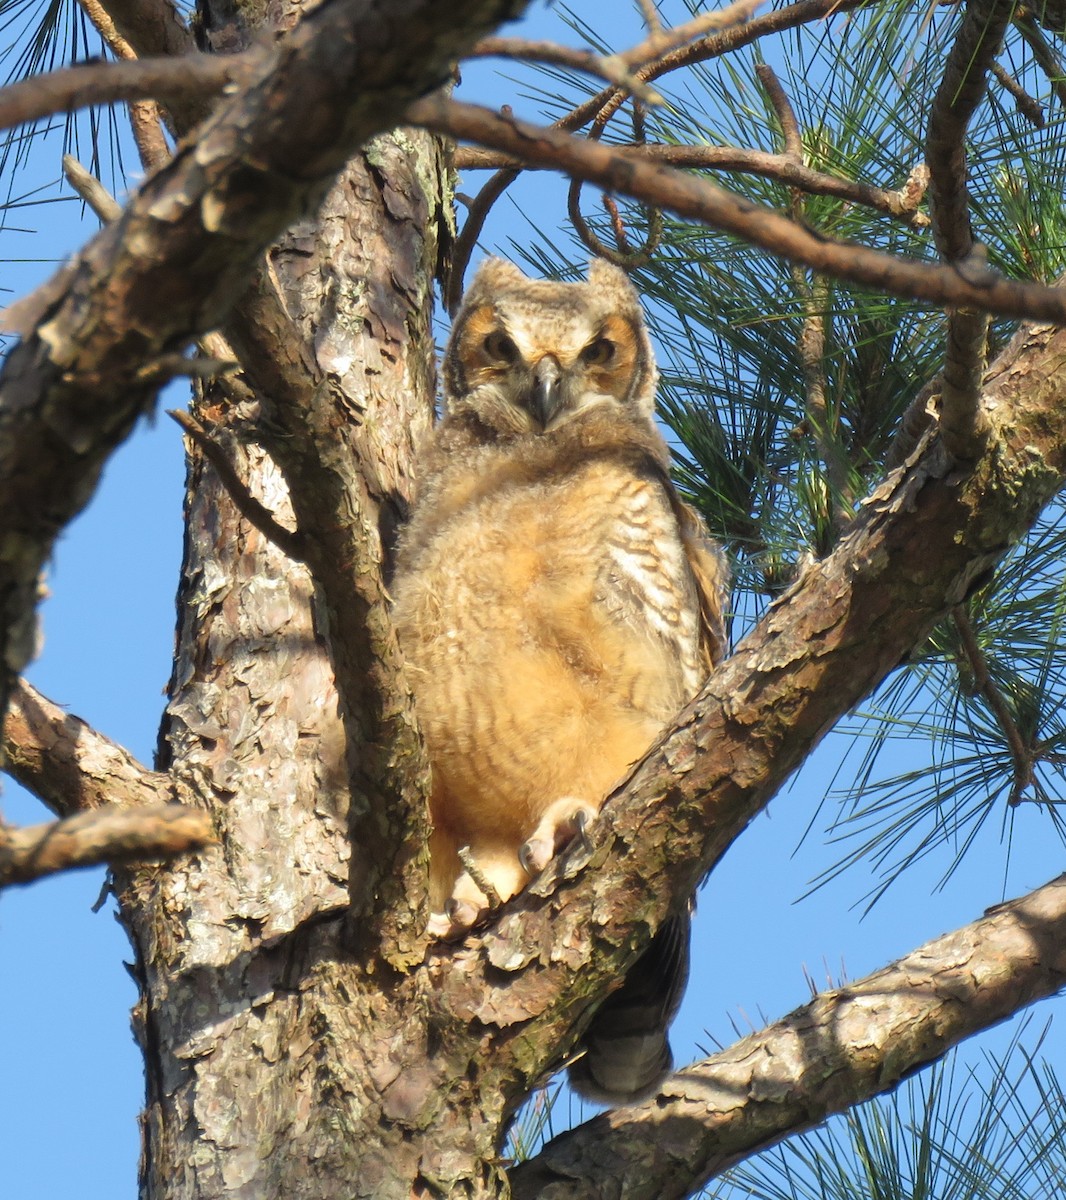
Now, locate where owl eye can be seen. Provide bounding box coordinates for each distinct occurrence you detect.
[483,331,519,364]
[581,337,615,366]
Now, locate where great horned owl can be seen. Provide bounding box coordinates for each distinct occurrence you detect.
[392,257,728,1102]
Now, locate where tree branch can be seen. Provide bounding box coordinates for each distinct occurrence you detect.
[2,678,173,817]
[0,0,530,719]
[1016,13,1066,112]
[926,0,1011,462]
[76,0,171,170]
[511,872,1066,1199]
[411,96,1066,322]
[0,802,215,885]
[952,604,1035,804]
[167,408,307,562]
[454,141,930,226]
[0,53,257,135]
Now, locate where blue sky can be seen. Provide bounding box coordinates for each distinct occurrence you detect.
[3,3,1066,1196]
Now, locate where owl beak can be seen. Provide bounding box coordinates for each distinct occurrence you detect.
[529,356,564,429]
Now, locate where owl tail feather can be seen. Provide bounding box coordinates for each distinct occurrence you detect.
[567,911,691,1105]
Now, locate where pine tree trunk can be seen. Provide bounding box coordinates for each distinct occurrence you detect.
[108,115,513,1195]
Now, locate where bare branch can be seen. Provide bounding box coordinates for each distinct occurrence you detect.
[412,96,1066,322]
[3,678,172,817]
[953,604,1035,804]
[76,0,171,170]
[617,0,765,66]
[62,154,123,221]
[167,408,307,562]
[634,0,664,36]
[0,802,215,885]
[1016,13,1066,112]
[991,60,1045,126]
[926,0,1012,462]
[755,61,802,160]
[0,51,257,136]
[511,872,1066,1199]
[469,38,665,103]
[454,140,930,227]
[560,0,867,136]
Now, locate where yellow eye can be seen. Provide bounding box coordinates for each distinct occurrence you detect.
[483,331,518,364]
[581,337,614,366]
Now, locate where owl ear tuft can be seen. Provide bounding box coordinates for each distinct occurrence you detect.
[466,257,528,298]
[587,258,636,297]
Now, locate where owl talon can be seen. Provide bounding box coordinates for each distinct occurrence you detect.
[519,835,554,876]
[427,897,484,940]
[521,798,599,877]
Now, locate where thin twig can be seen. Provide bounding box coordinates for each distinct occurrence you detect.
[457,845,504,910]
[63,154,122,221]
[1015,14,1066,112]
[635,0,664,35]
[468,39,664,104]
[0,802,216,885]
[409,95,1066,324]
[953,605,1034,805]
[618,0,766,65]
[167,409,308,562]
[991,61,1045,127]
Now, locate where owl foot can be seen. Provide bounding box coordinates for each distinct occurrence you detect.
[428,853,507,939]
[519,798,598,875]
[427,895,484,939]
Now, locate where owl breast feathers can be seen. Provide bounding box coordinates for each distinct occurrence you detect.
[391,257,727,1102]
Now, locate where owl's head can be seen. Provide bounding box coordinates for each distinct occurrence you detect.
[442,258,657,435]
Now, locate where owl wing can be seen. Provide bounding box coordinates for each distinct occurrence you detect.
[673,494,730,672]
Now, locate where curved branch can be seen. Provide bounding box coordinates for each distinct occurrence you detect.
[511,872,1066,1200]
[454,141,929,227]
[412,97,1066,322]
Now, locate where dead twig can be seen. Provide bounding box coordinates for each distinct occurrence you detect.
[63,154,123,221]
[953,605,1034,805]
[1015,13,1066,112]
[469,39,664,104]
[76,0,170,170]
[991,60,1045,127]
[457,845,503,910]
[168,409,308,562]
[454,141,930,228]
